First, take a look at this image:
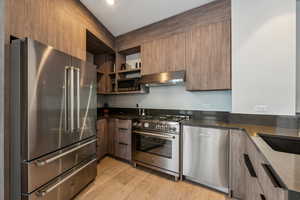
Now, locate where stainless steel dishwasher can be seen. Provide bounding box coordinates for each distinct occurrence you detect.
[182,125,229,193]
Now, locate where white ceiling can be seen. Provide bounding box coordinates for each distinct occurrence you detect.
[80,0,216,36]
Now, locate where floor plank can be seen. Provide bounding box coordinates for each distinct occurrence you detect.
[75,157,228,200]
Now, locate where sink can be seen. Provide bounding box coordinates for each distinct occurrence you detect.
[258,133,300,155]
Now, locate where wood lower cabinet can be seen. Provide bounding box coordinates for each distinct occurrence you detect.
[230,130,288,200]
[114,120,132,161]
[186,20,231,91]
[230,129,246,199]
[96,119,108,160]
[108,118,118,155]
[246,138,288,200]
[141,32,186,75]
[244,165,265,200]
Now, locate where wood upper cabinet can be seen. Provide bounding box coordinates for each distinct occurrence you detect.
[141,32,186,75]
[186,20,231,91]
[6,0,114,60]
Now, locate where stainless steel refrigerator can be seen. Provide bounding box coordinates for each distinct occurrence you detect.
[10,38,98,200]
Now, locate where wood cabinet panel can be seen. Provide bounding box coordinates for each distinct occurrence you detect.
[117,129,131,145]
[108,118,117,155]
[117,119,132,130]
[6,0,115,60]
[229,130,246,199]
[141,33,186,75]
[244,164,265,200]
[141,39,160,75]
[96,119,108,160]
[116,0,230,51]
[95,54,114,93]
[115,143,131,161]
[162,33,186,72]
[186,20,231,91]
[246,138,287,200]
[114,119,132,161]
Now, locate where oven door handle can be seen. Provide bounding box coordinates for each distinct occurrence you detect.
[133,130,176,140]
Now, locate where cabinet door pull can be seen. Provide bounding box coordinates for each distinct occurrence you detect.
[260,194,266,200]
[243,154,257,177]
[261,164,285,189]
[119,128,129,131]
[119,142,128,146]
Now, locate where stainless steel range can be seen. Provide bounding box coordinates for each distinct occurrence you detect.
[132,115,188,180]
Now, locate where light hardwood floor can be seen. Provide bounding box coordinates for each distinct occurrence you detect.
[75,157,228,200]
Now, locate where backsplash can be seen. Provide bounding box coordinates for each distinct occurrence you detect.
[98,85,232,111]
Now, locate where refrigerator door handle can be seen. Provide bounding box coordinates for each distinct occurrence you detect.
[76,68,80,131]
[70,67,74,133]
[64,66,69,132]
[36,158,97,197]
[34,139,97,167]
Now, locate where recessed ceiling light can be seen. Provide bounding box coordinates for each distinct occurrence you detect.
[106,0,115,5]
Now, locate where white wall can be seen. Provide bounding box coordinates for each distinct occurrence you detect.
[232,0,296,115]
[296,1,300,112]
[100,85,232,111]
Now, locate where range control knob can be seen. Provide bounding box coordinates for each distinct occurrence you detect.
[144,122,150,128]
[170,127,177,132]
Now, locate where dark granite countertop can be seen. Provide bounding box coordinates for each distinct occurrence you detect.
[182,119,300,194]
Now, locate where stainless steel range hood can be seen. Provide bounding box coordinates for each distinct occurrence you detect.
[139,70,186,86]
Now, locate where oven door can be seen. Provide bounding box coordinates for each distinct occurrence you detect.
[133,130,179,173]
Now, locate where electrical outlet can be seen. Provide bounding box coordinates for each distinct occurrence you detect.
[254,105,268,113]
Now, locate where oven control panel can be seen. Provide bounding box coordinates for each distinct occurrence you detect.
[132,120,180,134]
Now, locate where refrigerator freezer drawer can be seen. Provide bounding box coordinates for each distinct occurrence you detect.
[22,157,97,200]
[22,137,96,193]
[182,126,229,193]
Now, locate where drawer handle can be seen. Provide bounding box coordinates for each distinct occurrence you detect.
[260,194,266,200]
[119,128,129,131]
[243,154,257,177]
[119,142,128,146]
[261,164,285,189]
[36,158,96,197]
[35,139,97,167]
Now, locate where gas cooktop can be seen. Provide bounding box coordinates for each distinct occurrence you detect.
[138,114,190,122]
[133,115,190,134]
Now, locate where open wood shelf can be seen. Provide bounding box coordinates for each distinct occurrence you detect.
[108,72,116,75]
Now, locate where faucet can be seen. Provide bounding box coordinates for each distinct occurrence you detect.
[141,109,146,116]
[137,104,146,116]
